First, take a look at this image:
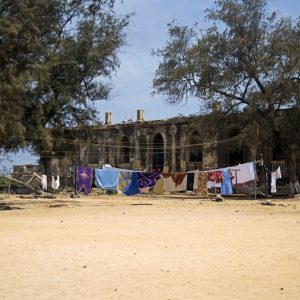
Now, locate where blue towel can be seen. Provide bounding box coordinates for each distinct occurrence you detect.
[94,169,120,191]
[124,172,140,196]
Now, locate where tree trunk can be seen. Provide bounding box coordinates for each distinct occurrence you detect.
[285,147,300,195]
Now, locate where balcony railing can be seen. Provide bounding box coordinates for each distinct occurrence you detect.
[270,161,286,173]
[118,163,131,170]
[186,162,203,171]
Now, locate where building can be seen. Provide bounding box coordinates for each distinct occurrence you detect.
[73,110,263,172]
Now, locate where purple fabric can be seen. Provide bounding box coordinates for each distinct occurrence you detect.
[76,166,93,194]
[137,171,161,188]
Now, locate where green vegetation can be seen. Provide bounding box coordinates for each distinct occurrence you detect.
[153,0,300,194]
[0,0,130,156]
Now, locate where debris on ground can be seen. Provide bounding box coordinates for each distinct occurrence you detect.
[49,204,67,208]
[261,200,276,206]
[70,193,80,199]
[0,204,22,211]
[278,203,289,207]
[213,194,224,202]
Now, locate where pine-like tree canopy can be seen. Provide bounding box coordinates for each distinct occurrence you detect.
[153,0,300,193]
[0,0,130,153]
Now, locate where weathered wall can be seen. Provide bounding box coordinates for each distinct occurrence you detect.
[81,115,247,172]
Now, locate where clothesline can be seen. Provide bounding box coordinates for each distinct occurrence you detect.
[72,161,260,197]
[23,134,239,150]
[39,160,282,198]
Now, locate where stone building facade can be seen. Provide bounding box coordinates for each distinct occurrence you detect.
[77,110,258,172]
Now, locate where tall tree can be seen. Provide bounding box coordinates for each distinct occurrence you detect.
[153,0,300,194]
[0,0,130,158]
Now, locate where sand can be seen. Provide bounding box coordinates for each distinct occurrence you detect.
[0,194,299,300]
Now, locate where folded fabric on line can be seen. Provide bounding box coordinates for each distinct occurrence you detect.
[137,171,161,188]
[94,169,120,191]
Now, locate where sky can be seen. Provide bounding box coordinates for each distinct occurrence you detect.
[1,0,299,171]
[99,0,300,123]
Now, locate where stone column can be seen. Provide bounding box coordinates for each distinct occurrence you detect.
[180,129,187,172]
[171,135,176,172]
[133,128,141,170]
[145,133,152,169]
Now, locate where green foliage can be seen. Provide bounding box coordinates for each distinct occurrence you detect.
[153,0,300,155]
[0,0,130,154]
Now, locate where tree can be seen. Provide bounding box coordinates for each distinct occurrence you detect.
[153,0,300,194]
[0,0,130,162]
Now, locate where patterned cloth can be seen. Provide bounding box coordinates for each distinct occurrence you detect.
[137,171,161,188]
[197,172,208,197]
[207,171,223,183]
[76,166,93,194]
[162,173,186,186]
[163,174,187,193]
[118,171,132,194]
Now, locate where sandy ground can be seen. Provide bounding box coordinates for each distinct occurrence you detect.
[0,194,299,300]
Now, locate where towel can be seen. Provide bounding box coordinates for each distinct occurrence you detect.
[94,169,120,191]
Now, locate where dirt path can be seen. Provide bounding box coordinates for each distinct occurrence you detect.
[0,195,299,299]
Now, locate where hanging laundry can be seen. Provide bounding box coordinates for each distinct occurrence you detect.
[187,170,199,191]
[207,171,223,190]
[76,166,93,194]
[94,169,120,191]
[228,162,256,193]
[221,169,233,195]
[41,175,47,191]
[186,173,195,191]
[51,176,60,190]
[197,172,208,197]
[264,165,272,195]
[124,172,140,196]
[271,167,282,193]
[163,176,176,193]
[163,173,187,193]
[229,162,256,184]
[153,178,164,195]
[163,173,186,186]
[118,171,132,194]
[137,171,161,188]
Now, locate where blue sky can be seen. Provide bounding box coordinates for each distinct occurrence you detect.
[1,0,299,170]
[98,0,300,123]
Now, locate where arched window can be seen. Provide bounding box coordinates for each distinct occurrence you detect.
[189,131,203,162]
[152,133,164,170]
[120,136,130,163]
[228,128,243,165]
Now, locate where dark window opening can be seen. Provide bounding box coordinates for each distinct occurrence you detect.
[152,133,164,170]
[121,136,130,163]
[189,131,203,162]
